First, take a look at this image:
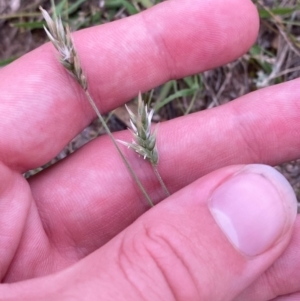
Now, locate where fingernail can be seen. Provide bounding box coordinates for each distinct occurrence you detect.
[209,164,297,256]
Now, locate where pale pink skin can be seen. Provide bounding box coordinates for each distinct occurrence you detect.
[0,0,300,300]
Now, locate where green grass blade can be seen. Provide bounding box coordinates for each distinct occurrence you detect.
[119,0,139,14]
[65,0,86,15]
[12,21,44,29]
[0,12,40,20]
[259,7,298,18]
[137,0,154,8]
[55,0,68,15]
[154,87,198,111]
[0,56,19,67]
[105,0,123,8]
[157,81,174,103]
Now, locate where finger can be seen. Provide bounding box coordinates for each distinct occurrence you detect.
[25,77,300,258]
[1,164,297,300]
[0,0,259,171]
[0,163,32,279]
[234,218,300,301]
[271,293,300,301]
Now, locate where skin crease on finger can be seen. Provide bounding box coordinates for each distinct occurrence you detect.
[271,292,300,301]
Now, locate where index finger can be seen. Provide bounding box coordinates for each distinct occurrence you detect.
[0,0,259,172]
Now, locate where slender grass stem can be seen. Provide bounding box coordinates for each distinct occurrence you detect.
[152,164,170,197]
[84,90,154,207]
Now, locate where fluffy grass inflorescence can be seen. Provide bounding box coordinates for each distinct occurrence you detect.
[40,7,87,90]
[119,93,170,196]
[40,6,154,207]
[119,93,158,165]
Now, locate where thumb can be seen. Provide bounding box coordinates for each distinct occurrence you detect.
[1,164,297,301]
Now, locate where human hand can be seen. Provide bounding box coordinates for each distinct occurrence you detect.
[0,0,300,300]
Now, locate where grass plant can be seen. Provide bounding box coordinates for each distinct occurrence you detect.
[40,6,154,207]
[118,93,170,197]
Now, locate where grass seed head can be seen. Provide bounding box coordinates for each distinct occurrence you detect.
[119,93,159,165]
[40,6,87,90]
